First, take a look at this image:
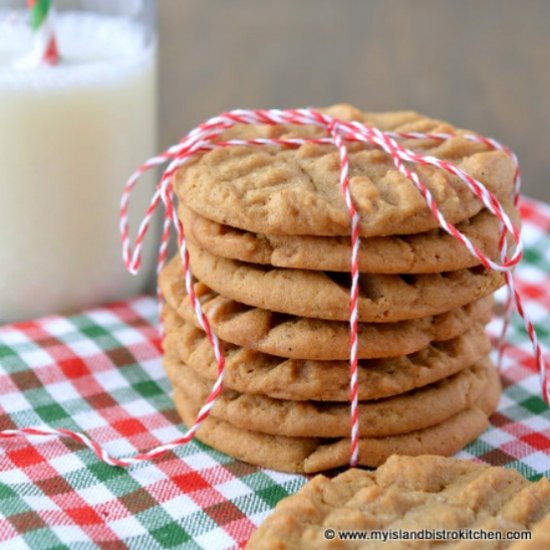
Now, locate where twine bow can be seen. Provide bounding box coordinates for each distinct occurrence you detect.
[1,109,546,468]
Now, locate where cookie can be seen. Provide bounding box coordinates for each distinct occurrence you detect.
[245,455,550,549]
[174,104,515,237]
[170,246,504,322]
[510,512,550,549]
[160,270,493,359]
[173,375,500,473]
[163,323,491,401]
[165,359,495,438]
[180,204,519,273]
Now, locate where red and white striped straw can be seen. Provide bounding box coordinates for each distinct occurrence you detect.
[1,108,547,469]
[26,0,59,66]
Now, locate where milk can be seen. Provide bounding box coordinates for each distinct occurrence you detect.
[0,11,157,322]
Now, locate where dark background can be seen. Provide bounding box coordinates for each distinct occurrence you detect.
[158,0,550,201]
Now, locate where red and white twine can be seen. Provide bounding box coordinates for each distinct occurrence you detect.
[1,108,547,468]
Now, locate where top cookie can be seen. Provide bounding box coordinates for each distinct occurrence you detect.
[175,104,515,237]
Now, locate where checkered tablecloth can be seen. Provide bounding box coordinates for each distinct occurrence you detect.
[0,197,549,550]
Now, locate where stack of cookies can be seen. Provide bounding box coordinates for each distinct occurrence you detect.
[160,104,518,473]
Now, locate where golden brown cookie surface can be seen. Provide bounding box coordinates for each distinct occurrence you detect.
[246,455,550,549]
[160,265,493,360]
[181,204,518,273]
[173,378,500,473]
[175,105,515,238]
[165,360,495,438]
[173,245,504,322]
[163,321,491,402]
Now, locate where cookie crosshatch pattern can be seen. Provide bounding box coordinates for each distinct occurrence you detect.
[0,197,548,548]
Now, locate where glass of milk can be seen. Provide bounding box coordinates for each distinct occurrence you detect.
[0,0,157,323]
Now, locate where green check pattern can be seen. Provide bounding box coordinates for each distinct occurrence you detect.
[0,196,549,549]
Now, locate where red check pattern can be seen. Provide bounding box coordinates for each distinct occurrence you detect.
[0,197,549,549]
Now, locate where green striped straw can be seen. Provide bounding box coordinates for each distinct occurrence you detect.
[27,0,59,65]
